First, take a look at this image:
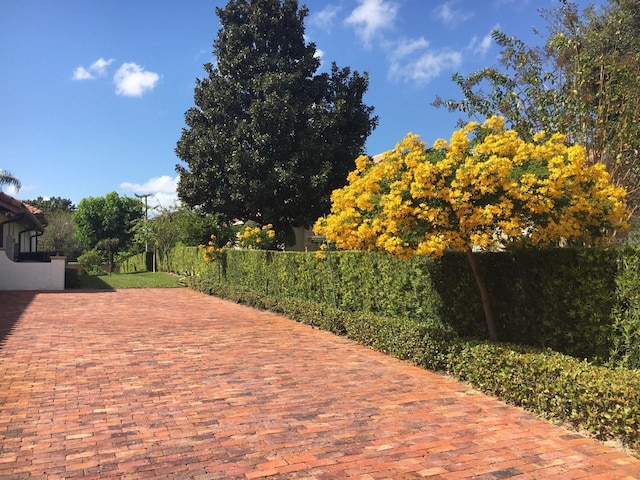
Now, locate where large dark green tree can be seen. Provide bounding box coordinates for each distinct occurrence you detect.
[73,192,143,253]
[176,0,377,238]
[433,0,640,211]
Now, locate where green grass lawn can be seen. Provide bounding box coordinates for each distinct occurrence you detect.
[78,271,182,289]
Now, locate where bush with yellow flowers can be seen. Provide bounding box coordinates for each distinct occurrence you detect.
[314,116,629,258]
[237,223,276,250]
[199,234,226,264]
[314,116,629,341]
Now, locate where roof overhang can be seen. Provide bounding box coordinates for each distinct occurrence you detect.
[0,192,47,233]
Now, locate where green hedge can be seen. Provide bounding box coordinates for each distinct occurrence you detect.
[118,251,154,273]
[436,249,621,361]
[183,276,640,451]
[610,250,640,369]
[122,245,640,450]
[173,249,444,321]
[121,246,640,368]
[184,275,456,372]
[448,342,640,447]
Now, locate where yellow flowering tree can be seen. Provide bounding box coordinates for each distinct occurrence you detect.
[314,117,629,340]
[237,223,276,250]
[199,234,226,264]
[199,234,228,282]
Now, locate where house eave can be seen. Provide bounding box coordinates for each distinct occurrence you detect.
[0,192,47,232]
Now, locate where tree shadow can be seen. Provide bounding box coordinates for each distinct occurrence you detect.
[0,291,37,349]
[77,275,117,290]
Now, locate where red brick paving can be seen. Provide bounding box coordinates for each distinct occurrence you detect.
[0,288,638,479]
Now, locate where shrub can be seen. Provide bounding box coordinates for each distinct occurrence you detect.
[343,311,456,371]
[447,248,620,361]
[184,275,346,335]
[186,272,640,450]
[447,342,640,448]
[117,251,152,273]
[140,243,640,367]
[237,222,276,250]
[208,248,629,363]
[77,249,103,275]
[183,274,453,370]
[610,249,640,369]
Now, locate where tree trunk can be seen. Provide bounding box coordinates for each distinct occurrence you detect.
[465,250,499,341]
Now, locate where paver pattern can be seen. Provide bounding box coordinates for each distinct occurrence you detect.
[0,288,639,479]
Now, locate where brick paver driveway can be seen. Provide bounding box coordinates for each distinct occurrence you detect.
[1,289,638,479]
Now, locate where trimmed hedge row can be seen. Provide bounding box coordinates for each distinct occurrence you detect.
[118,252,154,273]
[184,276,640,451]
[122,246,640,367]
[448,342,640,447]
[186,275,457,372]
[611,252,640,369]
[186,274,347,335]
[121,246,640,449]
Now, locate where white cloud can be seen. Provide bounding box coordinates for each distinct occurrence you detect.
[90,57,114,76]
[310,4,341,31]
[345,0,399,47]
[114,62,160,97]
[72,67,94,80]
[72,57,114,80]
[469,25,498,56]
[433,1,473,28]
[5,184,20,196]
[120,175,179,210]
[151,191,180,211]
[389,38,462,84]
[120,175,178,195]
[392,37,429,59]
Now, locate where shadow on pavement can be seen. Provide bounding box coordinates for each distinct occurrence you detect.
[76,275,117,290]
[0,291,37,348]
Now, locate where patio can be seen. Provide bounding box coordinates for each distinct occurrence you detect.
[0,288,638,479]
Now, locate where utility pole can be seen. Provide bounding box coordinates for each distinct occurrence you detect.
[135,193,155,272]
[135,193,151,252]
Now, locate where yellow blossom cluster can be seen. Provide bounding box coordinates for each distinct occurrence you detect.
[199,234,225,264]
[237,223,276,250]
[314,116,629,258]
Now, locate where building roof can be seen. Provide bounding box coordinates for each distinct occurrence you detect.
[0,192,48,232]
[23,202,44,216]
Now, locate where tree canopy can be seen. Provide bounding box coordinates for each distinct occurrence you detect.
[176,0,377,238]
[134,206,232,248]
[36,211,84,261]
[21,197,79,259]
[73,192,143,253]
[432,0,640,210]
[23,196,75,214]
[314,117,629,339]
[0,169,21,191]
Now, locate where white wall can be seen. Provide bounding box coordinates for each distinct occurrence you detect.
[0,248,66,290]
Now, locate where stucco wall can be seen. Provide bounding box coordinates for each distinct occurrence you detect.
[0,248,66,290]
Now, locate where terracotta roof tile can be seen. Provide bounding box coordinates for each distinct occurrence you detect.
[23,203,44,215]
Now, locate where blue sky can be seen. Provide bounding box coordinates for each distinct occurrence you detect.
[1,0,601,209]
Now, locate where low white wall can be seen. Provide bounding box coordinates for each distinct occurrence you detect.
[0,248,66,290]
